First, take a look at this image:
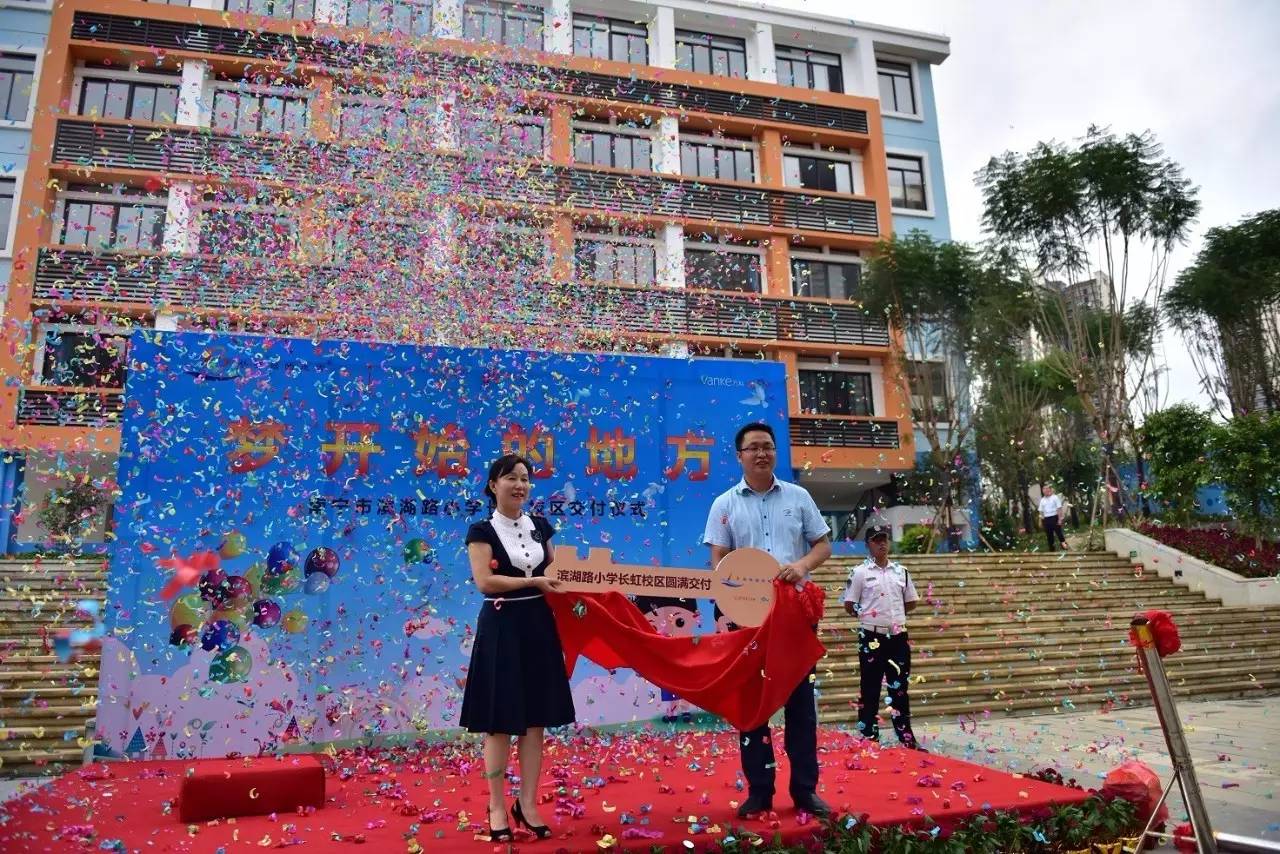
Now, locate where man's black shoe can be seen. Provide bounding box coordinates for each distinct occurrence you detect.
[792,793,831,817]
[737,794,773,819]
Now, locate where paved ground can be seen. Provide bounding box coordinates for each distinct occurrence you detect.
[916,696,1280,846]
[4,698,1277,847]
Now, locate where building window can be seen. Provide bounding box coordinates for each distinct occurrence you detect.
[76,69,181,123]
[200,203,298,258]
[791,257,860,300]
[341,0,433,36]
[37,326,130,389]
[887,154,927,210]
[573,121,652,171]
[336,91,434,144]
[675,30,746,78]
[460,105,545,158]
[775,45,843,93]
[877,59,917,115]
[680,135,755,182]
[0,176,15,254]
[799,369,873,417]
[0,52,36,123]
[224,0,316,21]
[574,233,656,286]
[459,217,550,278]
[211,85,310,136]
[783,153,853,194]
[684,243,762,292]
[572,14,647,64]
[907,359,948,419]
[463,1,543,50]
[56,187,167,251]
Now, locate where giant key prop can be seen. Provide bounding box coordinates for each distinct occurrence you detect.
[548,546,780,627]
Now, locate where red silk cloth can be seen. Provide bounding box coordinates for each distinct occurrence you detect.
[1128,610,1182,658]
[548,580,826,731]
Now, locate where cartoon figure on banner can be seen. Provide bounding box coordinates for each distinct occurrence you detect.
[633,596,700,723]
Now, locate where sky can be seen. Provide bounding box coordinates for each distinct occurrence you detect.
[766,0,1280,412]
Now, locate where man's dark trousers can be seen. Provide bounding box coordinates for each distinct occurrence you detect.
[1043,515,1066,550]
[857,628,915,746]
[739,669,818,801]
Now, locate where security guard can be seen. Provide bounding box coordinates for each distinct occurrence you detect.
[842,525,924,749]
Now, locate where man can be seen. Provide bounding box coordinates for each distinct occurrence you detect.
[1038,484,1067,551]
[842,525,923,750]
[703,422,832,819]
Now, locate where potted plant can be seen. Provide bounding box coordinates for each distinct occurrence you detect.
[36,474,109,546]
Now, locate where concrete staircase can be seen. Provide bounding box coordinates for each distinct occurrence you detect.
[814,551,1280,725]
[0,557,106,777]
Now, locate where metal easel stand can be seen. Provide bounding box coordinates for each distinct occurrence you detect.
[1128,615,1216,854]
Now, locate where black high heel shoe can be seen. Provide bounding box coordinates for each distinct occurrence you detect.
[488,806,513,842]
[512,798,552,839]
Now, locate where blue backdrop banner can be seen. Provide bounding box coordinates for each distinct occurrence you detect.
[98,331,790,759]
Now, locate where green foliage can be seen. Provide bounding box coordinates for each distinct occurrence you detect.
[1167,208,1280,416]
[1141,404,1214,522]
[977,126,1200,276]
[36,476,108,541]
[898,524,932,555]
[1208,412,1280,543]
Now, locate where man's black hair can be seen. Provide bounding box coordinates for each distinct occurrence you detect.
[734,422,775,451]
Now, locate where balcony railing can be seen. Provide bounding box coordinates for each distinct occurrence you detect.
[52,119,880,237]
[33,249,892,347]
[17,388,125,427]
[72,11,870,135]
[790,416,901,449]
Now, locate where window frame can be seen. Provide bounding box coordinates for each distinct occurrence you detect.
[886,149,934,216]
[773,44,843,94]
[223,0,317,22]
[905,357,950,422]
[458,216,552,277]
[210,80,312,138]
[462,0,545,51]
[71,65,182,123]
[571,13,648,64]
[682,239,765,294]
[796,358,881,418]
[33,322,134,389]
[0,170,22,258]
[53,185,169,251]
[197,197,300,257]
[572,117,655,172]
[781,143,864,195]
[458,102,547,159]
[0,47,41,128]
[876,55,921,120]
[572,229,658,287]
[677,131,757,184]
[0,0,56,11]
[788,249,863,302]
[674,28,747,79]
[334,88,435,145]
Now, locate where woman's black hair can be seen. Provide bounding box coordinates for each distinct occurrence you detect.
[484,453,534,504]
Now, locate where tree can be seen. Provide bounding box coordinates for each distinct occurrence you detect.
[977,126,1200,526]
[863,232,1032,548]
[1140,404,1213,523]
[37,474,109,544]
[1166,209,1280,418]
[1208,412,1280,547]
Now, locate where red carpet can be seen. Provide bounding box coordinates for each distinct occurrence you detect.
[0,729,1087,851]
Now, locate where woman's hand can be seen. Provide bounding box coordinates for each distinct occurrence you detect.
[531,576,564,593]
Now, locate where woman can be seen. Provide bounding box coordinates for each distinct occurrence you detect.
[460,454,576,841]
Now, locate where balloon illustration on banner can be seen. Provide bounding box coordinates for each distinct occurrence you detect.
[164,537,340,662]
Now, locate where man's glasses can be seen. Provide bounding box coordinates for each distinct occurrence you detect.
[738,444,776,454]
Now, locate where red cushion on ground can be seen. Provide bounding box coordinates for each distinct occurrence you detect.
[178,755,325,822]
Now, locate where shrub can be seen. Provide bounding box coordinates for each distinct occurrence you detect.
[1138,522,1280,578]
[897,524,933,554]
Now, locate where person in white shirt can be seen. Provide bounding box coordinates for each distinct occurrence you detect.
[841,525,923,749]
[1038,484,1067,551]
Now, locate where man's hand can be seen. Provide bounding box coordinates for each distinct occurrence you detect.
[778,564,808,583]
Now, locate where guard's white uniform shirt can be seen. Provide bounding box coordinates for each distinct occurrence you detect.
[842,558,919,634]
[1038,494,1064,519]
